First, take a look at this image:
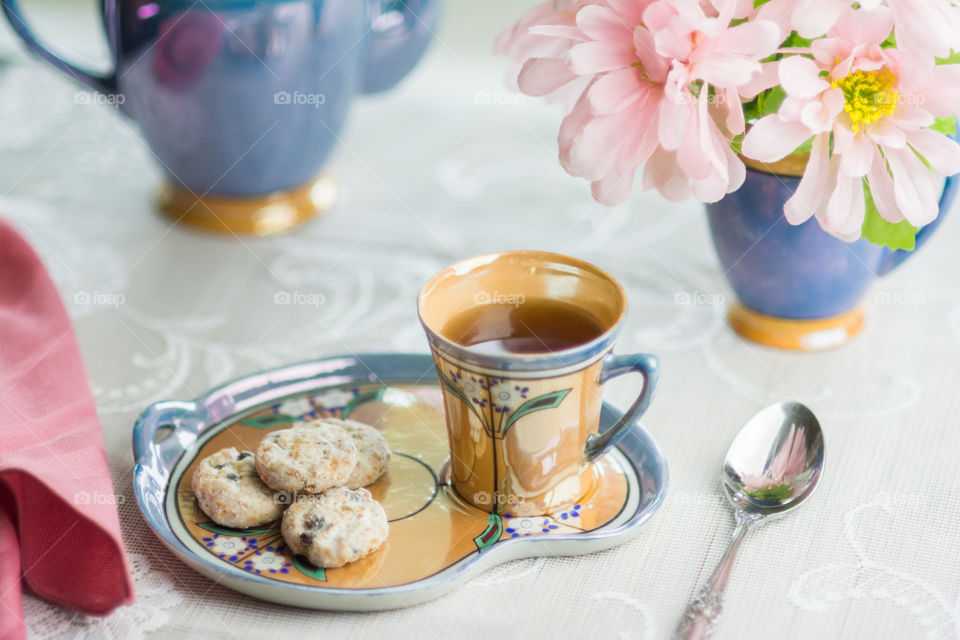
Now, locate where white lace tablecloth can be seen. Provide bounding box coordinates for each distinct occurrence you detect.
[4,2,960,639]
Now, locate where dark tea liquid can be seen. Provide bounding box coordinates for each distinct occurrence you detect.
[442,299,606,355]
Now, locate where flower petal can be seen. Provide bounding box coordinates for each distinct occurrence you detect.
[839,132,876,178]
[566,113,624,180]
[576,5,634,43]
[691,53,760,88]
[779,56,829,100]
[658,92,689,150]
[517,58,578,96]
[714,20,781,58]
[792,0,845,38]
[885,147,940,226]
[908,128,960,177]
[559,90,593,167]
[606,0,650,25]
[890,104,935,130]
[799,100,836,133]
[866,152,904,223]
[866,120,907,148]
[617,91,662,169]
[740,61,780,100]
[586,67,645,114]
[784,133,831,224]
[755,0,793,39]
[591,169,635,205]
[821,172,865,241]
[724,87,745,134]
[525,24,590,40]
[642,147,692,201]
[830,6,894,47]
[742,115,814,163]
[567,41,636,74]
[889,0,960,58]
[642,1,678,33]
[633,26,670,83]
[810,38,850,68]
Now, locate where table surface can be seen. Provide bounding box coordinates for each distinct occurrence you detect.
[5,2,960,640]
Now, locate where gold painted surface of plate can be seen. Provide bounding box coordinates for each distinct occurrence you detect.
[174,384,629,589]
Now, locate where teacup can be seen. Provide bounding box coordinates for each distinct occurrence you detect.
[1,0,438,234]
[418,251,659,516]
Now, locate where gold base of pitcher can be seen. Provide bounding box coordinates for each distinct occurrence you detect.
[157,173,338,236]
[728,302,865,351]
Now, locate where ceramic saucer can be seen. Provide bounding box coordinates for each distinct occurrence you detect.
[132,353,668,610]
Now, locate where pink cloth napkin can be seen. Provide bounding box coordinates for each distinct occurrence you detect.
[0,219,133,639]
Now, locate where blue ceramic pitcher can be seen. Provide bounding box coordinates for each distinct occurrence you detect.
[1,0,438,233]
[706,167,959,350]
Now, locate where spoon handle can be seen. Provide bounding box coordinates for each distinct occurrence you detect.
[673,518,752,640]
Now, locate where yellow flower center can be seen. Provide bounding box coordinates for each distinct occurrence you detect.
[831,68,899,133]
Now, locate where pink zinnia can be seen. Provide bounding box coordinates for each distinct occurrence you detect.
[742,6,960,240]
[498,0,781,205]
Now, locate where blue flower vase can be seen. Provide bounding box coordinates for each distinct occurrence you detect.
[706,162,959,350]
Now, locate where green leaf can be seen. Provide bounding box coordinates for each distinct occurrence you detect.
[861,180,918,251]
[293,555,327,581]
[880,30,897,50]
[438,371,472,407]
[242,413,300,429]
[930,116,957,136]
[936,50,960,66]
[756,86,786,119]
[792,136,815,155]
[197,521,279,536]
[745,483,793,502]
[473,514,503,552]
[502,389,571,434]
[730,133,744,154]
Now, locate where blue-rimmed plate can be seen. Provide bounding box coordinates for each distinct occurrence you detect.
[132,353,668,610]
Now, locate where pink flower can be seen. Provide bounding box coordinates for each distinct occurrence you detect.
[741,6,960,240]
[498,0,780,205]
[741,423,808,493]
[888,0,960,59]
[493,1,588,101]
[757,0,960,57]
[754,0,879,39]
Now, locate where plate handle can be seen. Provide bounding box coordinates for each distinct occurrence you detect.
[132,400,201,462]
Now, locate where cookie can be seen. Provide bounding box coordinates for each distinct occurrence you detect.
[255,420,359,494]
[337,418,391,489]
[281,487,389,568]
[191,447,285,528]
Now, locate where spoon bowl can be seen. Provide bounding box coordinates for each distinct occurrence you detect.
[723,402,825,516]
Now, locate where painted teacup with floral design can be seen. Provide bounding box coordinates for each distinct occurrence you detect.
[418,251,659,516]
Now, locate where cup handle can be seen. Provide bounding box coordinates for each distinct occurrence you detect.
[584,353,660,463]
[1,0,117,94]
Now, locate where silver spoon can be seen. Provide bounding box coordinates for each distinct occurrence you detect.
[674,402,825,640]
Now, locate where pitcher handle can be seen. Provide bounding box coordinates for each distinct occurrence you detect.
[361,0,439,94]
[1,0,117,94]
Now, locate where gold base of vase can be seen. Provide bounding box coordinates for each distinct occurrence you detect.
[728,302,864,351]
[157,174,338,236]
